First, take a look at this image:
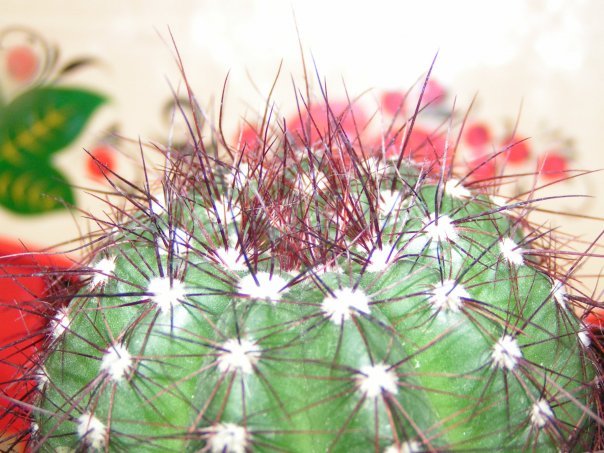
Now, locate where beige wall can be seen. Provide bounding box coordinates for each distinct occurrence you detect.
[1,0,603,293]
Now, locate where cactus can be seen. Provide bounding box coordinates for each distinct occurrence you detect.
[2,70,603,452]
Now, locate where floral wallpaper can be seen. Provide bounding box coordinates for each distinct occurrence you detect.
[0,27,106,214]
[0,0,601,262]
[0,27,585,218]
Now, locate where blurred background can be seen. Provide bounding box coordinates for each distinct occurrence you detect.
[1,0,603,294]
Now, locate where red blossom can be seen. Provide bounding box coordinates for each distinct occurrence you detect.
[0,239,73,435]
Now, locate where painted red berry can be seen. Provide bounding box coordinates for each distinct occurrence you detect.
[466,155,497,183]
[422,79,446,106]
[464,123,491,148]
[237,125,262,150]
[380,90,405,116]
[86,145,117,181]
[287,101,368,146]
[382,127,451,173]
[232,125,266,165]
[5,45,39,83]
[502,136,531,164]
[538,151,569,181]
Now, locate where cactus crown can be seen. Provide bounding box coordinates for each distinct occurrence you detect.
[2,69,603,452]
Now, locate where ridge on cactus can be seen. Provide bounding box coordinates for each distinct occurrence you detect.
[1,57,603,452]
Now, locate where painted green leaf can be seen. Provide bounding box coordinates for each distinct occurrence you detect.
[0,163,75,214]
[0,87,106,166]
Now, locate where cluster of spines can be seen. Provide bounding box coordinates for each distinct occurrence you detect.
[0,69,601,452]
[24,139,598,452]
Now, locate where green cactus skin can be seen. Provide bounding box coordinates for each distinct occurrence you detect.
[22,85,601,452]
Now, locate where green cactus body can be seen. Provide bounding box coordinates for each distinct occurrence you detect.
[32,109,598,452]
